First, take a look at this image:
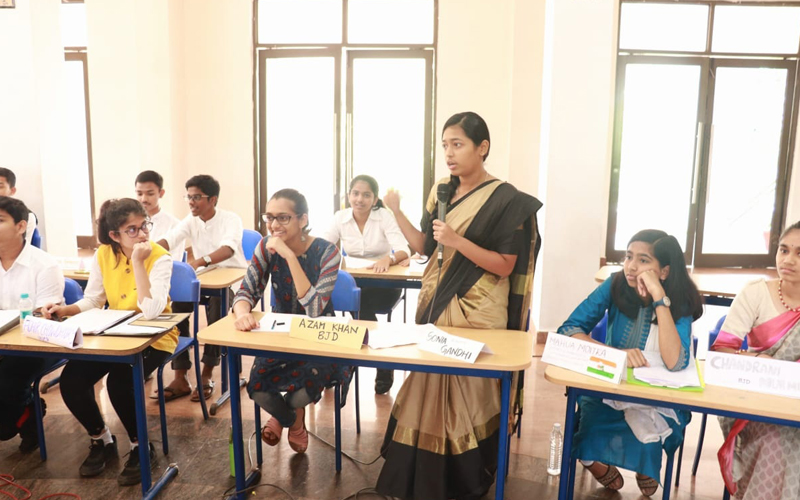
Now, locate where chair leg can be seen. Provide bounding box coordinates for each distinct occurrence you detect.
[31,377,47,461]
[40,375,61,394]
[354,368,361,434]
[193,343,209,420]
[675,439,684,487]
[254,401,263,467]
[157,364,170,456]
[723,486,731,500]
[334,383,342,472]
[662,450,676,500]
[692,413,708,476]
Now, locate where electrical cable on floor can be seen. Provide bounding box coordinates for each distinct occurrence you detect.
[0,474,81,500]
[305,429,382,466]
[219,483,294,499]
[339,487,393,500]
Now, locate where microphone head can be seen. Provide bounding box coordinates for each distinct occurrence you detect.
[436,184,452,204]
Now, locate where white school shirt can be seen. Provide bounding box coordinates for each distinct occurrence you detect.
[0,243,65,310]
[320,207,410,259]
[75,250,173,319]
[150,209,185,260]
[162,209,247,269]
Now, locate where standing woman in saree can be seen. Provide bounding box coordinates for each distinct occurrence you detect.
[376,111,542,500]
[711,221,800,500]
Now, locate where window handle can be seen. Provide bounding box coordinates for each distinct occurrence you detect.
[691,122,704,204]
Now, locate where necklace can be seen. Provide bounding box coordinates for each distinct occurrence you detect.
[778,279,800,312]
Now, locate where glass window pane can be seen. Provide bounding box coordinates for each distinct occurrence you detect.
[258,0,342,44]
[352,58,427,228]
[615,64,701,251]
[348,0,434,44]
[60,3,88,47]
[265,57,336,227]
[712,6,800,54]
[701,67,788,255]
[619,3,708,52]
[64,60,93,236]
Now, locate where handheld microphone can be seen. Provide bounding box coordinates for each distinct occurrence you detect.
[436,184,452,267]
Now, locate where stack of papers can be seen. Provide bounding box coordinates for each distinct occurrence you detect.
[62,309,135,335]
[632,351,703,389]
[343,256,375,269]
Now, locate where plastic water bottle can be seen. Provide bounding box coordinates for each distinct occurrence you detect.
[547,423,563,476]
[19,293,33,321]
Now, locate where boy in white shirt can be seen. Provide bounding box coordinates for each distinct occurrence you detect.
[134,170,185,260]
[0,197,64,453]
[157,175,246,402]
[0,168,38,246]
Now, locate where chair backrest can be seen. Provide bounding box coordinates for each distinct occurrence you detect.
[242,229,262,262]
[170,261,201,304]
[331,270,361,318]
[31,228,42,248]
[269,269,361,318]
[707,314,746,349]
[590,312,609,344]
[64,278,84,305]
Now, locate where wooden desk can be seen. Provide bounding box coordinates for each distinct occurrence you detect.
[0,326,177,499]
[595,265,777,304]
[198,267,246,290]
[544,364,800,500]
[199,312,533,500]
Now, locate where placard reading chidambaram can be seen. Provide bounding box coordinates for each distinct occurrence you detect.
[704,351,800,400]
[542,332,628,384]
[288,316,367,350]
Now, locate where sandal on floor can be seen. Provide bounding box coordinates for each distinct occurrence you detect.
[636,474,659,497]
[190,380,215,402]
[287,408,308,454]
[260,417,283,446]
[588,462,624,490]
[150,386,192,401]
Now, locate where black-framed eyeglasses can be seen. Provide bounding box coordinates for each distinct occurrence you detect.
[116,221,153,238]
[183,194,211,202]
[262,214,294,225]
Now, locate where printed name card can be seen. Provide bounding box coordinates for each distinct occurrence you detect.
[704,351,800,400]
[417,327,488,364]
[288,316,367,350]
[22,317,83,349]
[542,332,627,384]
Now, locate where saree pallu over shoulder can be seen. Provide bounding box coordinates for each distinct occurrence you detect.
[416,179,542,330]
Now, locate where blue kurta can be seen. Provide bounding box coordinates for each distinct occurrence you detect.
[557,275,692,483]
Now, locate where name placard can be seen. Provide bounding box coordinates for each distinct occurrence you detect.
[705,351,800,400]
[542,332,627,384]
[288,316,367,350]
[417,327,487,364]
[22,317,83,349]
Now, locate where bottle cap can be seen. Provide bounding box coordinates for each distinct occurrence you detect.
[21,293,29,299]
[553,423,562,429]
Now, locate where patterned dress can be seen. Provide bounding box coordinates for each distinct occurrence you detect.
[232,236,352,403]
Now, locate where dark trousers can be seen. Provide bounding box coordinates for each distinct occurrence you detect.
[0,356,57,440]
[171,288,232,370]
[60,347,169,440]
[359,287,402,321]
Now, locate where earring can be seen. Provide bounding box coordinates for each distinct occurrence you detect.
[300,233,307,242]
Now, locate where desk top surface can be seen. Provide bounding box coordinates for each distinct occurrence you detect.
[544,364,800,423]
[343,263,424,281]
[197,267,246,289]
[0,325,162,356]
[198,312,533,372]
[595,266,777,298]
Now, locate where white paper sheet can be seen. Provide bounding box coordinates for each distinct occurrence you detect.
[22,316,83,349]
[343,256,375,269]
[633,351,702,388]
[367,324,426,349]
[62,309,135,335]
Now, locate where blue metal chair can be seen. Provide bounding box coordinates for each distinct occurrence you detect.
[34,277,84,460]
[242,229,262,261]
[30,228,41,248]
[155,261,209,455]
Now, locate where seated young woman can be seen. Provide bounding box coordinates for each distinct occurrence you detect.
[232,188,345,454]
[320,174,409,394]
[557,229,703,497]
[711,221,800,500]
[42,198,178,486]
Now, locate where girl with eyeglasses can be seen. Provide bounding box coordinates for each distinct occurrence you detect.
[320,174,410,394]
[232,189,346,454]
[43,198,179,486]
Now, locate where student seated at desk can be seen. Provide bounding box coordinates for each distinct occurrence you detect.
[232,188,344,454]
[43,198,178,486]
[557,229,703,497]
[0,167,38,246]
[157,174,247,403]
[711,221,800,500]
[320,174,409,394]
[375,112,542,500]
[134,170,184,260]
[0,197,64,453]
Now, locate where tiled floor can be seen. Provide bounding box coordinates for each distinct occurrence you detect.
[0,353,728,500]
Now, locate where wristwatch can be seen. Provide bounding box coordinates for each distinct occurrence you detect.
[653,296,671,309]
[203,255,212,266]
[389,254,397,264]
